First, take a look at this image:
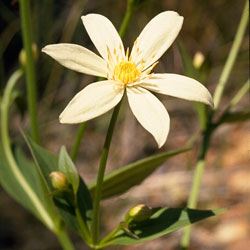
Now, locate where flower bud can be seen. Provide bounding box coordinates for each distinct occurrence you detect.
[19,43,39,67]
[49,171,69,190]
[193,51,205,69]
[126,204,152,223]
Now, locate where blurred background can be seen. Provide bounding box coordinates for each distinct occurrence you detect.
[0,0,249,249]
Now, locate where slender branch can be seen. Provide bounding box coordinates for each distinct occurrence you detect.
[119,0,135,38]
[228,79,249,109]
[56,229,75,250]
[181,3,248,248]
[99,224,122,246]
[180,124,212,249]
[214,79,250,128]
[90,1,136,245]
[91,101,122,246]
[71,122,86,161]
[19,0,39,142]
[213,0,249,110]
[75,204,92,244]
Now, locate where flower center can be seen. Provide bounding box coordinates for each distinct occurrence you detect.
[113,61,141,84]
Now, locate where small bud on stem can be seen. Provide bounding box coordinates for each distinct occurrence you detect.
[125,204,153,223]
[49,171,69,190]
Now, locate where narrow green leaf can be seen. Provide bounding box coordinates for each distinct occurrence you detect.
[89,148,190,199]
[77,179,93,227]
[23,133,58,192]
[218,110,250,124]
[0,145,57,224]
[59,146,79,194]
[106,207,226,246]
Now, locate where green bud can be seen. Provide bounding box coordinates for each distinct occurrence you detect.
[125,204,153,223]
[19,43,39,67]
[49,171,69,190]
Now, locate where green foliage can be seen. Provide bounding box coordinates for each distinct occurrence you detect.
[218,110,250,124]
[0,145,58,228]
[102,207,226,246]
[24,134,93,237]
[59,146,80,194]
[89,148,190,199]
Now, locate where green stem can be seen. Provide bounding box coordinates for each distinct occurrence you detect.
[75,204,92,244]
[0,69,55,231]
[181,3,249,248]
[71,122,86,161]
[71,0,135,162]
[56,229,75,250]
[227,79,249,108]
[19,0,39,143]
[214,79,250,128]
[181,126,212,249]
[91,101,122,246]
[213,0,249,110]
[99,224,122,246]
[119,0,135,38]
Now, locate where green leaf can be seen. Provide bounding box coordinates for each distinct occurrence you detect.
[52,178,93,239]
[23,132,58,192]
[59,146,79,194]
[89,148,189,199]
[24,134,93,234]
[77,179,93,227]
[0,144,57,225]
[219,110,250,124]
[105,207,226,246]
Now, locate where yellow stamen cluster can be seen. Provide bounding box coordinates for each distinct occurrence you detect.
[106,44,157,86]
[113,61,140,84]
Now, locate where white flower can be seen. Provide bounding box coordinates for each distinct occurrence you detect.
[42,11,213,148]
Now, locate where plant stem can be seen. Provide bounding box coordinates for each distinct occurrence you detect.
[0,69,55,231]
[214,79,250,128]
[99,224,122,246]
[75,204,92,244]
[119,0,135,38]
[213,0,249,110]
[71,122,87,161]
[90,1,136,245]
[91,101,122,246]
[181,3,249,248]
[181,125,212,249]
[228,79,249,109]
[19,0,39,142]
[56,229,75,250]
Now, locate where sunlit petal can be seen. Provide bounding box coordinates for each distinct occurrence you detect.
[60,80,124,123]
[141,74,214,107]
[131,11,183,69]
[42,43,107,77]
[82,14,125,63]
[127,87,170,148]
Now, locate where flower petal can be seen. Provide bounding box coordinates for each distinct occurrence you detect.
[131,11,183,69]
[141,74,214,107]
[81,14,125,63]
[127,87,170,148]
[42,43,107,77]
[60,80,124,124]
